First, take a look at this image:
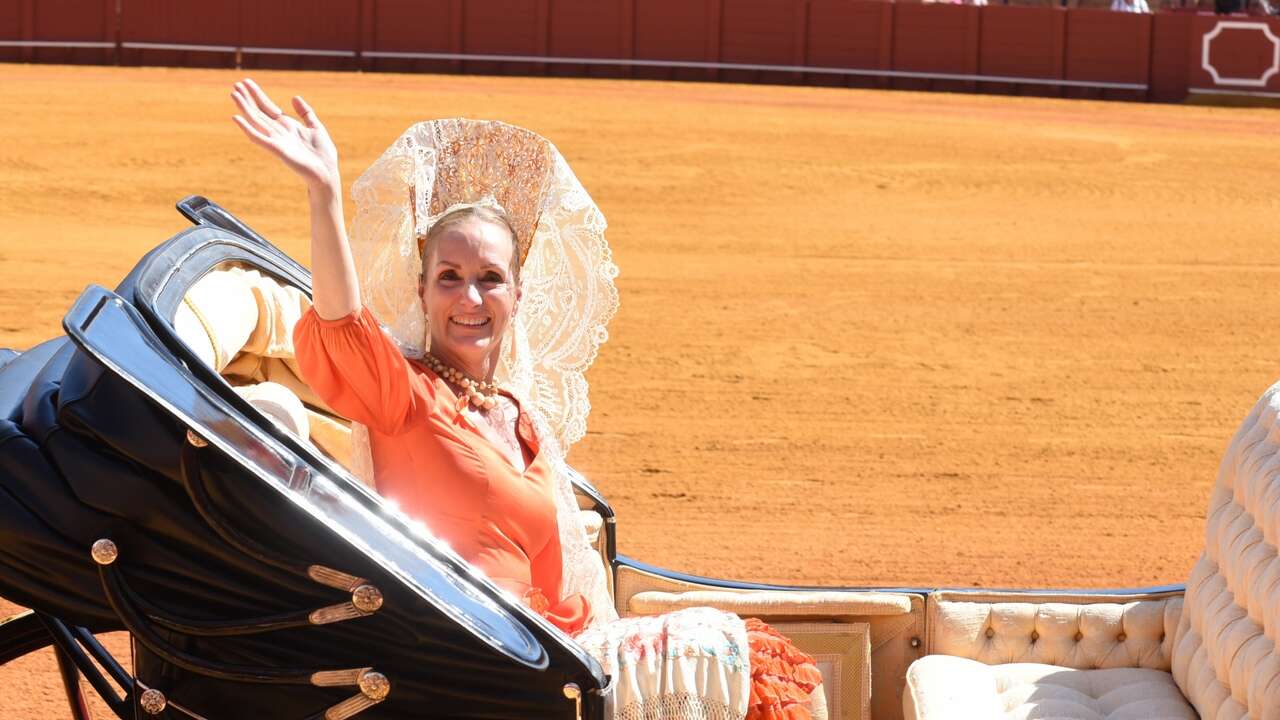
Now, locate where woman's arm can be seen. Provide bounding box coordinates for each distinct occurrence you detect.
[230,79,360,320]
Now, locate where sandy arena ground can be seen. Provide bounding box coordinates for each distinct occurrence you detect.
[2,64,1280,716]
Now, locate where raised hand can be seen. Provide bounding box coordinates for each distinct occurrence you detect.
[231,78,339,189]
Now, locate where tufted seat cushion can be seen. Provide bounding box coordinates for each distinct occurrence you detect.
[904,655,1197,720]
[927,596,1183,670]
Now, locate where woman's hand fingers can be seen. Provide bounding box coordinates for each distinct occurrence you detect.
[229,80,336,188]
[233,82,281,133]
[242,78,285,119]
[231,88,276,137]
[232,114,275,149]
[292,95,320,129]
[230,91,268,139]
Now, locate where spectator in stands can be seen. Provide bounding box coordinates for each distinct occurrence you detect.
[1111,0,1151,11]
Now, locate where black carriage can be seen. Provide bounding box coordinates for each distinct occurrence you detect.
[5,198,1249,720]
[0,198,616,719]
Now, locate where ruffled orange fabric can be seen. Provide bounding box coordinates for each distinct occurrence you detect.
[745,618,822,720]
[523,586,590,633]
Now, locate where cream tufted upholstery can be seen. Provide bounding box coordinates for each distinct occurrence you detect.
[905,656,1197,720]
[928,594,1184,671]
[907,381,1280,720]
[1169,383,1280,720]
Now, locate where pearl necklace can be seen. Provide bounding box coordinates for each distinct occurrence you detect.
[423,353,501,410]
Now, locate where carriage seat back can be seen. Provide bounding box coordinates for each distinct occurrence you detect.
[1170,382,1280,719]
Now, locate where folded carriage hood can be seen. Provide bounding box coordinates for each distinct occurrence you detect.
[0,214,604,718]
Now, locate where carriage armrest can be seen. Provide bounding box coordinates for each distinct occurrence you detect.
[924,588,1184,671]
[629,589,913,618]
[578,510,602,546]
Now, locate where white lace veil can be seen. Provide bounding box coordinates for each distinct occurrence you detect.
[348,119,620,628]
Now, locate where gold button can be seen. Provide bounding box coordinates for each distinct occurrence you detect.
[1074,631,1084,641]
[351,584,383,613]
[358,671,390,701]
[139,688,166,715]
[1030,631,1039,641]
[1117,633,1127,642]
[90,539,118,566]
[985,627,995,638]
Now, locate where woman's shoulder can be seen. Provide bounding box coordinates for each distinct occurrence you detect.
[293,305,444,434]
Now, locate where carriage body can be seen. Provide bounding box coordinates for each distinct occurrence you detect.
[1,199,1267,720]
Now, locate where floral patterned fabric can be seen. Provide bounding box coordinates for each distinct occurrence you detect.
[573,608,821,720]
[574,607,752,720]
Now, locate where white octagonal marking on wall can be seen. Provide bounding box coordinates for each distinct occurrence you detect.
[1202,21,1280,88]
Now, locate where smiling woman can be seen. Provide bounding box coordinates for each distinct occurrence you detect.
[229,76,610,630]
[7,68,1280,720]
[418,205,523,387]
[232,76,828,718]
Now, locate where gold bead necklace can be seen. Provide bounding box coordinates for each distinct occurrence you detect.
[423,353,500,410]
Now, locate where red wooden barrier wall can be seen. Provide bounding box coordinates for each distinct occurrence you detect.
[720,0,807,83]
[0,0,23,63]
[633,0,719,81]
[893,3,980,92]
[1150,11,1191,102]
[548,0,632,78]
[1,0,114,65]
[977,5,1065,91]
[1064,9,1150,98]
[805,0,893,88]
[462,0,544,75]
[364,0,459,75]
[120,0,238,68]
[12,0,1280,105]
[245,1,359,71]
[1187,15,1280,95]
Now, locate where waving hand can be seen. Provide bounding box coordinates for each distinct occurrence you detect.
[230,78,359,319]
[231,78,338,189]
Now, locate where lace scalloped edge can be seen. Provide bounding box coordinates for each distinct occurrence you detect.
[615,693,743,720]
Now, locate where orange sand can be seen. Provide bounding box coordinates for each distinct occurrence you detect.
[3,64,1280,716]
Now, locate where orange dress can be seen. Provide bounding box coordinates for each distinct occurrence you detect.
[294,306,590,634]
[295,306,820,718]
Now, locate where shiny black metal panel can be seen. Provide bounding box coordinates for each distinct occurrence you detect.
[0,204,608,717]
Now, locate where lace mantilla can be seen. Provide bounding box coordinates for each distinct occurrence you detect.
[349,119,619,626]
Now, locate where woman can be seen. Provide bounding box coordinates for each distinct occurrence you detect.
[230,79,821,720]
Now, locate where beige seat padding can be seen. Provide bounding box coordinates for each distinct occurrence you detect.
[176,265,354,467]
[928,595,1182,671]
[904,655,1197,720]
[175,268,258,372]
[630,589,913,618]
[233,382,310,439]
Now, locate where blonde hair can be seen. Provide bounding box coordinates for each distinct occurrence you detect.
[417,204,521,283]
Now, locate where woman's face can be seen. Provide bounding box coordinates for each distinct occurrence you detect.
[419,218,521,375]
